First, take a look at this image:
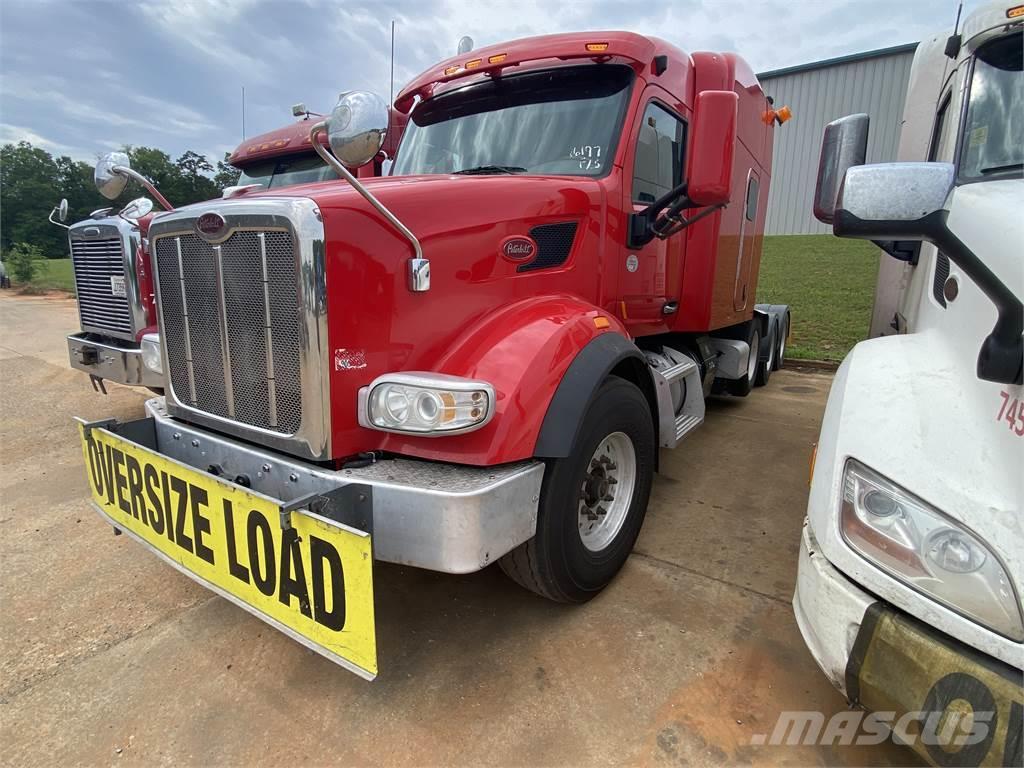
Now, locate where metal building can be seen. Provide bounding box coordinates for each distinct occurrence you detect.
[758,43,918,235]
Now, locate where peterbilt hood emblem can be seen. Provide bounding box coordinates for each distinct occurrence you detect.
[195,212,227,240]
[500,235,537,262]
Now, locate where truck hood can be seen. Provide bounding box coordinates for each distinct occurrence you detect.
[255,172,604,237]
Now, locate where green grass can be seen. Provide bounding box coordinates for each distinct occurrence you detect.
[30,258,76,293]
[757,235,879,361]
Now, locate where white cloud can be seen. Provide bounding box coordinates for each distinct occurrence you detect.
[0,122,94,160]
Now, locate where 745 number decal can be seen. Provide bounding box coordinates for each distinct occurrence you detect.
[996,391,1024,436]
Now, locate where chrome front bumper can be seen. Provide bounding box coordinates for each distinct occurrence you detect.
[67,332,163,388]
[142,398,543,574]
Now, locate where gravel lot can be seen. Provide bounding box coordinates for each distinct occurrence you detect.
[0,292,916,767]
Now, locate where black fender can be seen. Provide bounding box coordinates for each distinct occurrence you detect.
[534,333,655,458]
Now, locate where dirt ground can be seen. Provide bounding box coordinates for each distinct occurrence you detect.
[0,292,917,767]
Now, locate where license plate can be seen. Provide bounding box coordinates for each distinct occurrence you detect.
[849,606,1022,767]
[77,422,377,679]
[109,275,127,297]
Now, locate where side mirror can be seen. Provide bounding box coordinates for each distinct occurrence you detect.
[813,114,869,224]
[95,151,131,200]
[833,163,955,239]
[93,151,174,211]
[831,161,1022,385]
[325,91,389,169]
[687,90,738,206]
[120,196,154,221]
[48,198,70,229]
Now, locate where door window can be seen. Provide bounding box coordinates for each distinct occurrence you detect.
[745,175,759,221]
[632,102,686,204]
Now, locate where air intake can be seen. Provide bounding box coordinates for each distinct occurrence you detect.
[519,222,578,273]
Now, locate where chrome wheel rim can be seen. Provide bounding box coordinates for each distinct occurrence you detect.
[766,327,776,371]
[747,330,760,381]
[578,431,637,552]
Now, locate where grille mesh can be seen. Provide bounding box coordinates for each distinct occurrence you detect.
[70,236,133,335]
[155,230,302,435]
[933,251,950,308]
[519,222,578,273]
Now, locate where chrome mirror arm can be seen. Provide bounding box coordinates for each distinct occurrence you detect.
[111,165,175,212]
[48,208,70,229]
[309,122,429,292]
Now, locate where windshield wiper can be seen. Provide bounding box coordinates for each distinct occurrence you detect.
[453,165,527,175]
[979,163,1023,175]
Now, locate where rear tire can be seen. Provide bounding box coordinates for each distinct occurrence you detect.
[726,325,760,397]
[773,313,788,371]
[755,322,776,386]
[500,377,655,603]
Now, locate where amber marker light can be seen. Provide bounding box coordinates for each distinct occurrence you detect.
[465,58,483,69]
[585,42,609,52]
[776,105,793,124]
[1008,4,1024,17]
[593,316,611,329]
[444,65,460,75]
[488,53,507,64]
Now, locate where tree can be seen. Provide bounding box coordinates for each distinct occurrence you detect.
[0,142,68,257]
[213,152,241,189]
[0,140,238,256]
[6,242,43,284]
[175,150,218,202]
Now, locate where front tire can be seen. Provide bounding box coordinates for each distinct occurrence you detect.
[500,377,655,603]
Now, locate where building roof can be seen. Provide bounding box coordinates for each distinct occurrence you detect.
[757,41,918,80]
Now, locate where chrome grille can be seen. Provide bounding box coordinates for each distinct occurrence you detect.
[154,230,302,435]
[70,236,133,335]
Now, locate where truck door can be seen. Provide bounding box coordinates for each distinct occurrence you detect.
[619,98,687,333]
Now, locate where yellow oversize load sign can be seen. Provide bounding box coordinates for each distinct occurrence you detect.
[78,423,377,679]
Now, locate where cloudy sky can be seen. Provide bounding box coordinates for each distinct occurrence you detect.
[1,0,978,167]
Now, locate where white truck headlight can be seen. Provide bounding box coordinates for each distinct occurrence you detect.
[140,333,162,375]
[841,459,1024,641]
[359,373,494,435]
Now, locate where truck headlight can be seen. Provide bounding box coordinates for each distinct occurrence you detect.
[359,373,494,435]
[841,459,1023,641]
[141,333,162,375]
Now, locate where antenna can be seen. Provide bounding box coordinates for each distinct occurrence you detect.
[944,2,964,59]
[241,85,246,141]
[390,19,396,107]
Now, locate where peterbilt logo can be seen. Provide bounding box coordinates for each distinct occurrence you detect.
[195,212,227,240]
[500,235,537,262]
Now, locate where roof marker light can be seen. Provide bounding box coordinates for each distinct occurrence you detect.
[1008,4,1024,17]
[488,53,507,64]
[585,42,609,52]
[444,65,460,75]
[465,58,483,69]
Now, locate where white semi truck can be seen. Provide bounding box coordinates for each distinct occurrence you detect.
[794,2,1022,766]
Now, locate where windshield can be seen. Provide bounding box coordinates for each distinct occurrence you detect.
[392,65,634,177]
[959,31,1023,182]
[237,153,339,188]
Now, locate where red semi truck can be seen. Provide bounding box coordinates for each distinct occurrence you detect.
[60,111,405,391]
[77,32,790,679]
